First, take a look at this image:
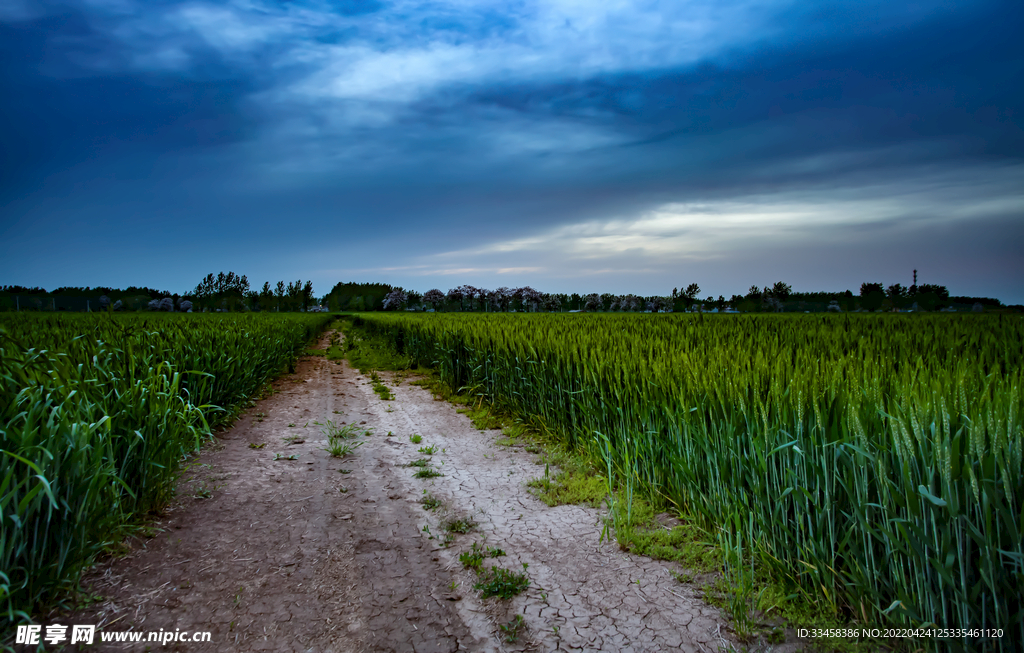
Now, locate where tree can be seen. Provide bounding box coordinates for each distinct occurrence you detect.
[682,283,700,310]
[912,283,949,311]
[493,287,514,312]
[406,289,423,310]
[518,286,542,312]
[886,283,907,310]
[770,281,792,302]
[583,293,601,311]
[259,282,273,311]
[860,283,885,311]
[302,280,315,311]
[423,289,444,311]
[275,281,286,312]
[446,287,466,311]
[383,288,408,311]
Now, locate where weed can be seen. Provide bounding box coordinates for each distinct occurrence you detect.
[526,458,606,508]
[456,404,504,430]
[405,458,432,468]
[414,468,443,478]
[248,442,266,449]
[326,440,362,458]
[499,615,526,643]
[369,371,394,400]
[671,569,695,584]
[323,420,371,450]
[473,567,530,599]
[273,453,300,461]
[193,485,212,499]
[420,492,443,511]
[459,550,484,570]
[338,469,352,474]
[417,445,437,455]
[441,517,477,534]
[288,423,296,427]
[409,434,423,444]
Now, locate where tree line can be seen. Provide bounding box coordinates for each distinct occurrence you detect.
[2,274,1018,313]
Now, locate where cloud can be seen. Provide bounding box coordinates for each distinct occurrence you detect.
[1,1,1021,303]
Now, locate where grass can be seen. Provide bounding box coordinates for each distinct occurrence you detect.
[323,420,371,440]
[420,492,443,511]
[458,541,506,571]
[323,420,367,458]
[473,567,530,599]
[326,440,362,458]
[413,468,444,479]
[499,615,526,643]
[459,550,485,570]
[440,516,477,534]
[369,371,394,401]
[526,450,607,508]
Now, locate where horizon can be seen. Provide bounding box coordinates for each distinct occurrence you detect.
[2,1,1022,303]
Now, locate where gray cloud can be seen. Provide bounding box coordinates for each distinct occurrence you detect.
[1,0,1021,302]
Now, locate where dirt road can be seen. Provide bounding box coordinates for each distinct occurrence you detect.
[68,329,734,652]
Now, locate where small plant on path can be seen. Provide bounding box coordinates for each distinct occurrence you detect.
[474,567,529,599]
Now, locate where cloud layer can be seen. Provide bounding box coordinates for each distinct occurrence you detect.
[1,0,1022,301]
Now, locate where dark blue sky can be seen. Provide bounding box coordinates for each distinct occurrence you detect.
[2,0,1022,302]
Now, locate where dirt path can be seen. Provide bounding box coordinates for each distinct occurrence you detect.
[67,329,736,652]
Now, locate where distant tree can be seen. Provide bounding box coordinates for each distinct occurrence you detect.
[457,285,481,311]
[682,283,701,310]
[193,271,248,311]
[583,293,601,312]
[886,283,907,310]
[860,283,885,311]
[911,283,949,311]
[770,282,792,302]
[405,289,422,309]
[383,288,408,311]
[446,287,466,311]
[275,281,286,312]
[649,296,671,312]
[423,289,444,311]
[259,282,273,311]
[493,287,514,312]
[301,281,315,311]
[518,286,542,312]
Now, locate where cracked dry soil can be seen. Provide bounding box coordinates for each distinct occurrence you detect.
[67,329,738,652]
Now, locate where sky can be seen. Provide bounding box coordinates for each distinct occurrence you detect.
[1,0,1022,303]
